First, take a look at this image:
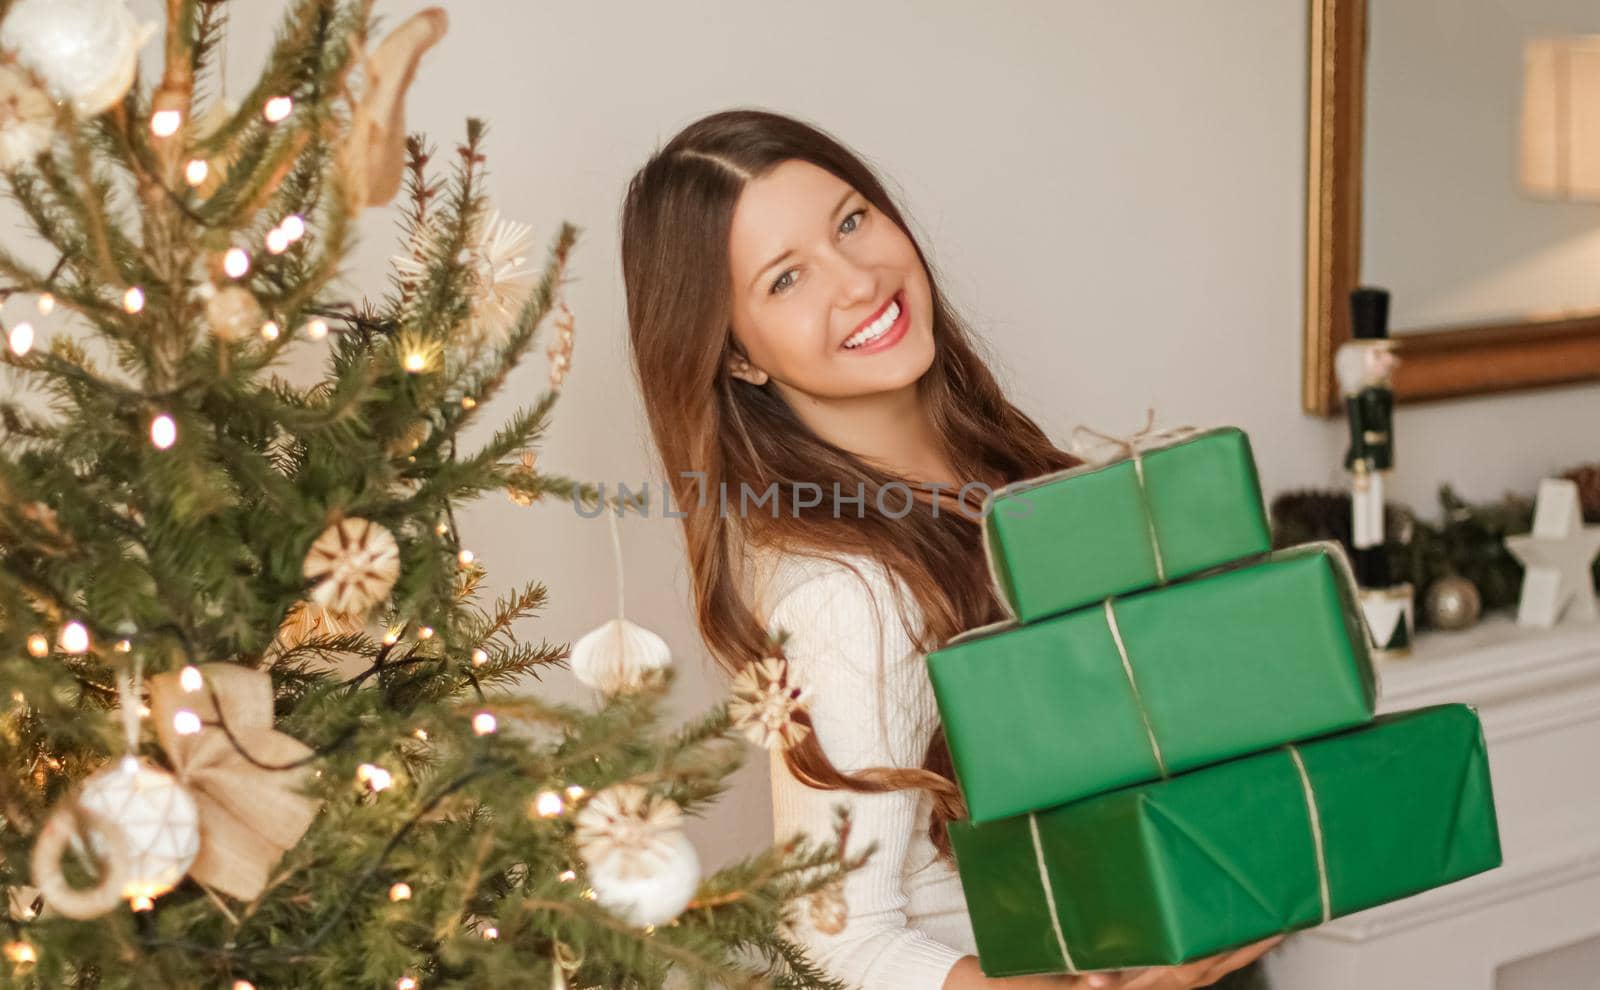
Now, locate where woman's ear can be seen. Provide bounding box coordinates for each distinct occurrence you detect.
[726,352,770,386]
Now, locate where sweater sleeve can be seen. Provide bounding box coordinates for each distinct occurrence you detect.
[765,558,967,990]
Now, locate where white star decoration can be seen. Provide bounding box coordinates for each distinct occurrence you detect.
[1504,478,1600,627]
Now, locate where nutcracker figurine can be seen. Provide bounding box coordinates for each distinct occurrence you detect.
[1335,286,1414,658]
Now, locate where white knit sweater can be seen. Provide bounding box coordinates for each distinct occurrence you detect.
[742,546,977,989]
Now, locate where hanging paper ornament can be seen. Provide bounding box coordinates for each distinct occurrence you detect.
[465,209,535,341]
[808,880,849,936]
[506,451,541,507]
[571,508,671,693]
[31,755,200,918]
[272,600,367,654]
[574,784,700,927]
[340,8,448,207]
[302,517,401,615]
[728,656,811,751]
[0,63,53,171]
[146,663,320,900]
[203,285,266,342]
[0,0,157,117]
[569,618,671,695]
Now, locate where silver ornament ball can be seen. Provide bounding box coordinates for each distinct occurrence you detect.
[1424,575,1482,631]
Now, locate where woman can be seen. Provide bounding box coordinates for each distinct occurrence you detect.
[620,108,1279,989]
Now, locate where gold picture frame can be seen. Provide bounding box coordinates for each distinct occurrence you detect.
[1302,0,1600,417]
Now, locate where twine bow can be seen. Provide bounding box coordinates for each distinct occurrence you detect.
[1066,408,1200,467]
[147,663,320,901]
[1067,409,1200,585]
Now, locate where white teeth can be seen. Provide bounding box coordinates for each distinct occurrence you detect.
[844,298,901,348]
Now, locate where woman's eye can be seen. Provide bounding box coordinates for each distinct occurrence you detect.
[769,208,869,296]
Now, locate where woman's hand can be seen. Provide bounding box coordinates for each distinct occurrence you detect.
[948,935,1284,990]
[1084,935,1285,989]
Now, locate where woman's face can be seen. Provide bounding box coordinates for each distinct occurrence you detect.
[725,159,935,402]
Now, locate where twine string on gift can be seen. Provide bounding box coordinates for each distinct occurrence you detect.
[1068,408,1201,586]
[1102,597,1169,778]
[1028,811,1078,973]
[1287,744,1332,923]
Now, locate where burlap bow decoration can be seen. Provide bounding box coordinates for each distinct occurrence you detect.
[146,663,320,901]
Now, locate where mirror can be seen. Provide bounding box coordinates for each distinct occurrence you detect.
[1302,0,1600,416]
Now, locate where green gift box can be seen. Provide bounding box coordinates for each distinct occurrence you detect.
[928,541,1375,823]
[948,704,1502,976]
[982,425,1272,623]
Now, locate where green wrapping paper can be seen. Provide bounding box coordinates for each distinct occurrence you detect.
[948,704,1502,976]
[982,425,1272,623]
[928,541,1376,823]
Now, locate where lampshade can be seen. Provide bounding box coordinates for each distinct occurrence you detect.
[1521,35,1600,201]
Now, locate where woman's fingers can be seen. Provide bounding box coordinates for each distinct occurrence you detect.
[1196,936,1287,984]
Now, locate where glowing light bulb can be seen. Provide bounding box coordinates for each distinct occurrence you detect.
[413,728,428,741]
[280,215,306,241]
[459,396,477,410]
[396,979,417,990]
[357,763,393,792]
[457,549,475,566]
[4,941,37,965]
[260,320,280,341]
[558,869,575,883]
[184,159,209,186]
[150,109,182,137]
[382,627,402,646]
[233,982,256,990]
[223,248,250,279]
[388,882,412,901]
[265,227,291,254]
[58,621,89,654]
[435,522,450,536]
[9,322,34,356]
[403,352,427,373]
[122,287,144,313]
[179,665,202,692]
[263,96,293,122]
[417,626,434,640]
[150,414,177,450]
[173,709,202,735]
[565,784,586,801]
[129,895,155,912]
[481,926,498,940]
[305,318,329,340]
[473,712,497,736]
[532,790,563,818]
[27,633,49,657]
[36,292,54,315]
[115,639,132,653]
[470,648,488,667]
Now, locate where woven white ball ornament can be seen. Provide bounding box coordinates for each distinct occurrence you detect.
[574,784,700,927]
[569,618,671,695]
[204,285,264,342]
[302,517,401,615]
[0,0,157,117]
[32,756,200,918]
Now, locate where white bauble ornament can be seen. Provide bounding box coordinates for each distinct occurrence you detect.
[204,285,265,342]
[569,618,671,694]
[0,0,157,117]
[32,756,200,917]
[574,784,700,927]
[302,517,401,615]
[0,63,53,171]
[584,829,699,927]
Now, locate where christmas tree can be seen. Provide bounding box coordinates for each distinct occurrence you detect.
[0,2,856,986]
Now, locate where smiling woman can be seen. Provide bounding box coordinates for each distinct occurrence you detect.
[618,109,1272,990]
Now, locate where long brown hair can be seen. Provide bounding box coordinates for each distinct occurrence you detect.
[619,108,1081,861]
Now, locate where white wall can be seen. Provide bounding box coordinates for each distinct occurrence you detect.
[15,1,1599,869]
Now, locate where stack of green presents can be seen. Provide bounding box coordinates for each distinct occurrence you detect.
[927,425,1502,977]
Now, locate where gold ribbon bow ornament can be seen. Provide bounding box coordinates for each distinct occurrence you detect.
[31,664,320,918]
